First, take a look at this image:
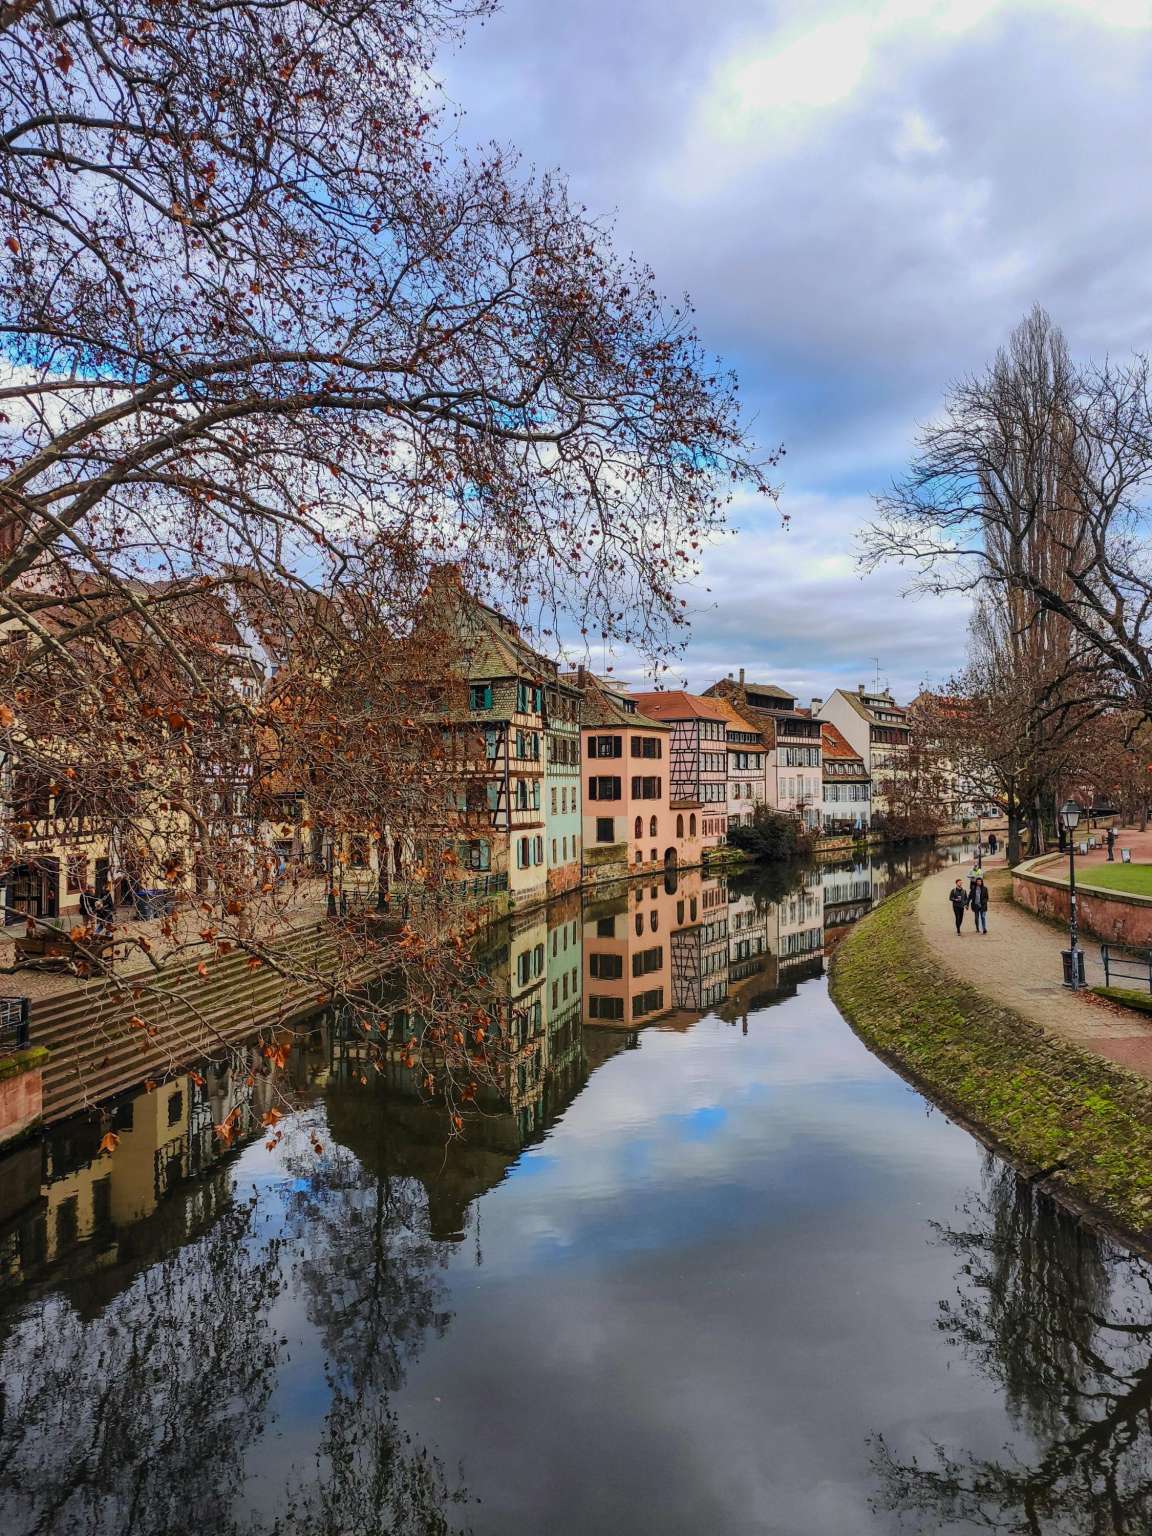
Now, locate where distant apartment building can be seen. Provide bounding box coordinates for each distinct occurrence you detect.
[703,672,823,829]
[707,697,769,830]
[820,721,871,833]
[570,670,676,884]
[818,686,910,824]
[907,691,998,827]
[629,691,730,852]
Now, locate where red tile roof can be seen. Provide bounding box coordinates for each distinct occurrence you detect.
[821,721,865,763]
[630,690,730,723]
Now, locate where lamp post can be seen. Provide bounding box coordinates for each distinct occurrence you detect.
[1061,799,1085,989]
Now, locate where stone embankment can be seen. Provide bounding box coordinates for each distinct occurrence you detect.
[830,867,1152,1254]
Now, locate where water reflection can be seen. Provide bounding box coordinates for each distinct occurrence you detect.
[5,843,1143,1536]
[872,1159,1152,1533]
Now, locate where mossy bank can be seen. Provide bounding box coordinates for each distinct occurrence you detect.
[829,882,1152,1253]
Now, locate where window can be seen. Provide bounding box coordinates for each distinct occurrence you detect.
[632,945,663,977]
[470,683,492,710]
[649,908,658,930]
[631,776,661,800]
[630,737,662,759]
[459,839,490,871]
[596,817,615,844]
[532,781,541,810]
[689,814,697,837]
[533,942,545,975]
[597,916,616,938]
[484,727,501,761]
[634,913,644,935]
[634,815,643,838]
[551,787,557,813]
[66,855,88,894]
[590,952,623,979]
[562,836,568,860]
[517,951,531,985]
[632,987,664,1017]
[588,735,622,758]
[589,995,625,1020]
[551,838,557,865]
[676,813,684,837]
[534,835,544,865]
[486,781,500,812]
[517,681,543,713]
[649,815,657,837]
[167,1089,184,1126]
[517,779,529,810]
[517,836,530,867]
[589,776,621,801]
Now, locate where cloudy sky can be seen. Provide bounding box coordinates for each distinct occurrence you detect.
[439,0,1152,703]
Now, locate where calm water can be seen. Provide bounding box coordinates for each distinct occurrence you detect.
[3,847,1152,1536]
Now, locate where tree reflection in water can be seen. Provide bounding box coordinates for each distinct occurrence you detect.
[872,1157,1152,1533]
[0,1181,283,1536]
[275,1114,471,1536]
[0,1118,472,1536]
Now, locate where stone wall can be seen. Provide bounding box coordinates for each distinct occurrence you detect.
[1013,855,1152,948]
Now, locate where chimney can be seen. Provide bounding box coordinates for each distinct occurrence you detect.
[811,697,823,716]
[577,665,587,689]
[858,683,866,694]
[739,667,745,685]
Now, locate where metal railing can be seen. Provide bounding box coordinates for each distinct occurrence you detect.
[0,995,30,1052]
[1100,944,1152,991]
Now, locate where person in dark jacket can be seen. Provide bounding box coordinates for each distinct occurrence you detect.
[987,831,998,856]
[949,879,968,934]
[78,883,100,926]
[971,877,989,933]
[1107,825,1116,862]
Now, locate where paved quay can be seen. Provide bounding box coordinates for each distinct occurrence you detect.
[916,854,1152,1083]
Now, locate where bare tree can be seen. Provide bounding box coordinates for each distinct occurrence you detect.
[865,306,1152,723]
[0,0,774,1117]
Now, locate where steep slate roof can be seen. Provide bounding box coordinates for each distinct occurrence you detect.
[836,687,910,728]
[629,689,729,722]
[564,672,669,732]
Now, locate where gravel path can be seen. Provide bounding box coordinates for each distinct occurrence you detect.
[917,858,1152,1082]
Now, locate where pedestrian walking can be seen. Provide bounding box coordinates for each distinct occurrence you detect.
[987,831,998,856]
[96,889,114,936]
[968,863,984,904]
[949,878,968,934]
[971,877,989,934]
[1107,825,1116,862]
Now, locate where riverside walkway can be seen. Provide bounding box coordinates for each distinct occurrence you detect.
[917,857,1152,1083]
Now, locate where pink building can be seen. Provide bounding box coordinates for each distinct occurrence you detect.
[629,691,730,852]
[568,670,678,884]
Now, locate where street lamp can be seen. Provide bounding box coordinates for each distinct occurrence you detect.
[1061,799,1085,989]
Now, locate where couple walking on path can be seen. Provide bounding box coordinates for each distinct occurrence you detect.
[950,873,989,934]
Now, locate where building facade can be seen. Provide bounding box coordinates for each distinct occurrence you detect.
[572,671,676,885]
[818,687,911,825]
[820,721,871,833]
[629,691,730,852]
[703,673,823,830]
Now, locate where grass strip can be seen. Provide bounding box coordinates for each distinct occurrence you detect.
[829,883,1152,1247]
[0,1045,49,1082]
[1093,987,1152,1016]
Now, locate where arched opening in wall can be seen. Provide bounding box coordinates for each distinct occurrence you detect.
[649,815,658,838]
[676,813,684,838]
[664,846,678,876]
[634,816,643,839]
[689,814,697,837]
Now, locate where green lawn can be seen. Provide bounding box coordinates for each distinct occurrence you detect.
[1079,863,1152,897]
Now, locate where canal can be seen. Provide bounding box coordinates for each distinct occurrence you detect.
[2,847,1151,1535]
